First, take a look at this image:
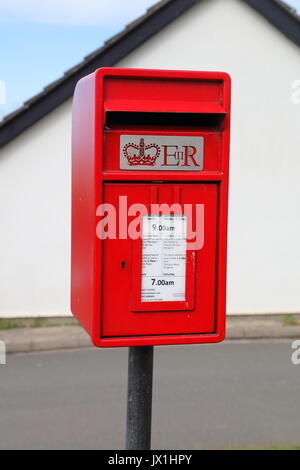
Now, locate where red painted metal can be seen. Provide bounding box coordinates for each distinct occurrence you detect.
[71,68,231,347]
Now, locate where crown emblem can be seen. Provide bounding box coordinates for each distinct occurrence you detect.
[123,138,161,166]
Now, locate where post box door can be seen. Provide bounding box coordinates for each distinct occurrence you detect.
[101,182,218,338]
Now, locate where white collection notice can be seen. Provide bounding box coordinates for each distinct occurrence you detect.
[141,215,187,303]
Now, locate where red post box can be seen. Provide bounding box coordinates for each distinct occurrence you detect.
[71,68,231,348]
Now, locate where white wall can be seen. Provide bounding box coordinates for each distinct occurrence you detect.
[0,0,299,317]
[0,101,72,317]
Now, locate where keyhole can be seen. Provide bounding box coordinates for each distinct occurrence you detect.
[121,261,126,269]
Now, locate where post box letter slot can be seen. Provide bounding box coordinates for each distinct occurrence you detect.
[105,111,226,129]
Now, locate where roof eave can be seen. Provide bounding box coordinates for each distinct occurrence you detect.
[243,0,300,47]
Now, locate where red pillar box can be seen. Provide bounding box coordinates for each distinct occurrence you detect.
[71,68,231,347]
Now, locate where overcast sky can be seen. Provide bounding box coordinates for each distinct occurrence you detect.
[0,0,299,120]
[1,0,299,25]
[0,0,158,26]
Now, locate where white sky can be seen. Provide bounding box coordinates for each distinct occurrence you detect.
[0,0,159,26]
[0,0,298,25]
[290,0,300,11]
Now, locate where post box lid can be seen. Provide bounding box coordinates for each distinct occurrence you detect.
[104,99,226,115]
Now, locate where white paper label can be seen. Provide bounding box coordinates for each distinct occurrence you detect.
[141,215,187,303]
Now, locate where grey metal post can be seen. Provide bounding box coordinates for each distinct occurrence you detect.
[126,346,154,450]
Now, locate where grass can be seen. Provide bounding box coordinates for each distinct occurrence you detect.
[0,318,79,330]
[283,314,300,327]
[0,319,28,330]
[267,445,300,450]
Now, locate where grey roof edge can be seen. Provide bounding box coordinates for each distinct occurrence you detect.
[242,0,300,47]
[274,0,300,20]
[0,0,299,149]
